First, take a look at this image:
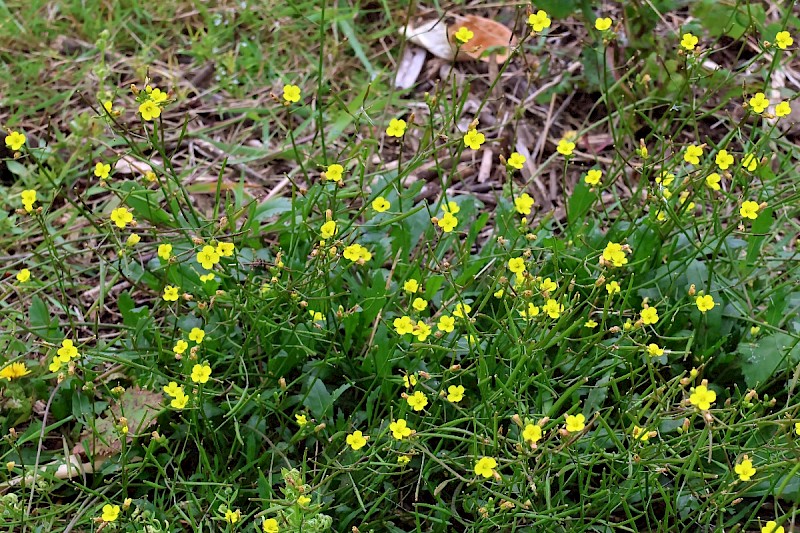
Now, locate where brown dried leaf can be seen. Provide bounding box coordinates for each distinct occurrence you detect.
[448,15,516,64]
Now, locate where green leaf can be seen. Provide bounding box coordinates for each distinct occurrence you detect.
[746,207,773,264]
[738,333,800,388]
[304,377,333,420]
[29,296,51,337]
[535,0,578,19]
[566,182,596,233]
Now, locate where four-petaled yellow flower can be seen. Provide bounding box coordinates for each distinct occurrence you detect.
[101,504,120,522]
[58,339,79,361]
[296,413,308,427]
[21,189,37,212]
[706,173,721,191]
[346,430,367,450]
[689,384,716,410]
[540,277,557,293]
[631,425,650,442]
[282,84,301,103]
[394,316,415,335]
[742,154,758,171]
[454,26,474,44]
[5,131,26,151]
[224,509,241,524]
[413,320,431,341]
[715,150,733,170]
[0,362,30,380]
[528,10,551,33]
[463,129,485,150]
[324,163,344,182]
[696,294,715,312]
[94,162,111,180]
[389,418,413,439]
[508,257,526,275]
[16,268,31,282]
[762,521,784,533]
[775,31,793,50]
[683,144,703,165]
[474,456,497,478]
[441,201,460,214]
[189,327,205,343]
[372,196,390,212]
[196,245,221,270]
[320,220,337,239]
[514,192,534,215]
[407,390,428,411]
[543,299,564,319]
[740,200,760,220]
[438,212,458,232]
[453,302,471,318]
[507,152,526,170]
[775,101,791,117]
[404,279,419,293]
[647,343,664,357]
[386,118,407,138]
[158,243,172,260]
[522,423,542,444]
[139,100,161,121]
[126,233,140,247]
[734,457,756,482]
[110,207,134,228]
[749,92,770,114]
[584,169,602,186]
[216,242,234,257]
[437,315,455,333]
[565,413,586,433]
[606,281,620,295]
[556,138,575,156]
[603,242,628,267]
[263,518,280,533]
[640,306,659,325]
[173,340,188,354]
[412,297,427,311]
[447,385,465,403]
[680,33,699,51]
[595,17,612,31]
[163,285,180,302]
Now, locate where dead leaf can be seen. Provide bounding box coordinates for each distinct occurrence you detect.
[114,155,162,175]
[402,15,516,64]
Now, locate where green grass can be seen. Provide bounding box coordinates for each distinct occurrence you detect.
[2,0,800,531]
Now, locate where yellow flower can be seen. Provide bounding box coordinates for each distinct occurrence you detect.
[196,245,220,270]
[680,33,699,51]
[0,362,30,380]
[565,413,586,433]
[453,302,471,318]
[584,169,602,186]
[514,193,534,215]
[606,281,620,295]
[543,299,563,319]
[157,243,172,260]
[5,131,26,151]
[173,340,188,355]
[775,31,793,50]
[474,456,497,478]
[148,87,168,103]
[437,212,458,232]
[412,297,427,311]
[696,294,715,312]
[343,243,371,262]
[640,306,659,325]
[507,152,526,170]
[320,220,337,239]
[631,425,650,442]
[522,423,542,444]
[296,413,308,426]
[740,200,760,220]
[16,268,31,282]
[171,392,189,409]
[163,285,180,302]
[57,339,79,361]
[413,320,431,341]
[508,257,526,275]
[646,343,664,357]
[705,172,721,191]
[393,316,415,335]
[584,319,598,328]
[441,201,460,215]
[397,455,412,465]
[689,384,716,410]
[556,138,575,156]
[463,129,485,150]
[403,279,419,293]
[540,278,557,293]
[263,518,280,533]
[437,315,455,333]
[403,373,418,388]
[762,521,784,533]
[389,418,413,439]
[191,363,211,384]
[454,26,474,44]
[775,101,791,117]
[602,242,628,267]
[282,84,301,103]
[138,100,161,121]
[519,302,540,320]
[715,150,734,170]
[324,163,344,182]
[447,385,465,403]
[386,118,407,137]
[110,207,134,228]
[101,504,120,522]
[216,242,234,257]
[734,458,756,482]
[742,154,758,171]
[372,196,390,212]
[144,170,157,182]
[407,390,428,411]
[126,233,140,247]
[94,162,111,179]
[224,509,241,524]
[528,10,551,32]
[21,189,37,212]
[595,17,612,31]
[346,430,367,450]
[163,381,183,397]
[749,92,770,114]
[188,327,205,343]
[656,171,675,187]
[683,144,703,165]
